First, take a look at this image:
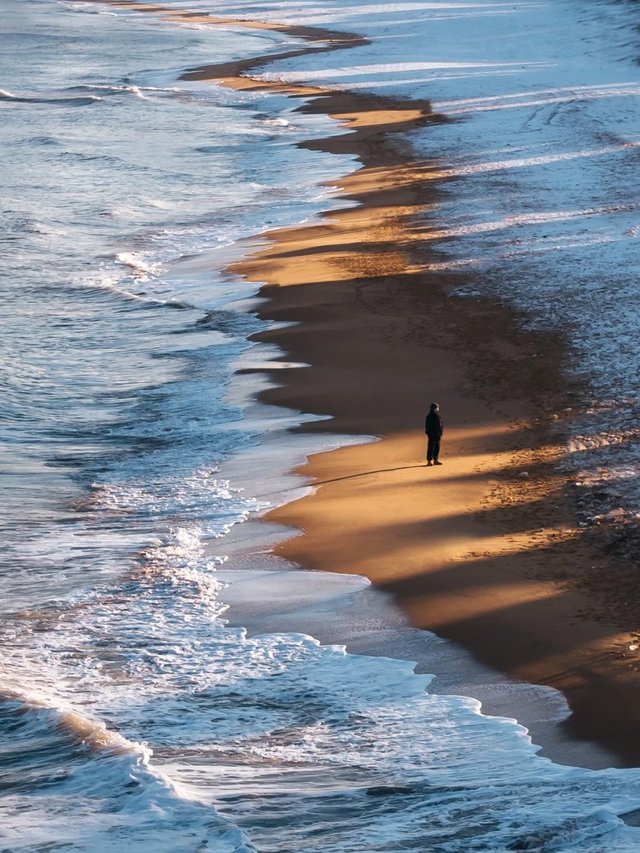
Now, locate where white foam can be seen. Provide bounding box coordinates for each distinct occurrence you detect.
[115,251,164,279]
[5,549,640,852]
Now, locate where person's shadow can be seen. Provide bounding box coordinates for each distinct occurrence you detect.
[313,464,426,486]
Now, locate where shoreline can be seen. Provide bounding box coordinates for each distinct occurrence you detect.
[94,1,639,767]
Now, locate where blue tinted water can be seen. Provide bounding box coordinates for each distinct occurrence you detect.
[3,1,640,850]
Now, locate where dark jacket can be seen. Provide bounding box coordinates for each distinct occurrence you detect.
[425,408,443,438]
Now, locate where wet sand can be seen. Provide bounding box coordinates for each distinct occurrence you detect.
[93,0,640,766]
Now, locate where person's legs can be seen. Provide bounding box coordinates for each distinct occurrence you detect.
[426,436,434,464]
[433,438,441,464]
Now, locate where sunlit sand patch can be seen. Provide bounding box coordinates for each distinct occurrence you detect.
[321,107,430,128]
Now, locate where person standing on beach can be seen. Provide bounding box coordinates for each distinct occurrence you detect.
[425,402,443,466]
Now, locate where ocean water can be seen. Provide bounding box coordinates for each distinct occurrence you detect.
[3,0,640,850]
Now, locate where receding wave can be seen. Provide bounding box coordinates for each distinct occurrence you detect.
[0,89,102,107]
[65,83,176,101]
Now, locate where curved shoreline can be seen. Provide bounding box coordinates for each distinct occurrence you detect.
[91,0,639,766]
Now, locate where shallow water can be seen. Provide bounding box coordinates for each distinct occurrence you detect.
[3,1,640,850]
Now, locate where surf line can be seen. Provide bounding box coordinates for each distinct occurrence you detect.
[80,1,640,767]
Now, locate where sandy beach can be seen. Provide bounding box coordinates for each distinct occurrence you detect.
[98,1,640,766]
[239,152,640,765]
